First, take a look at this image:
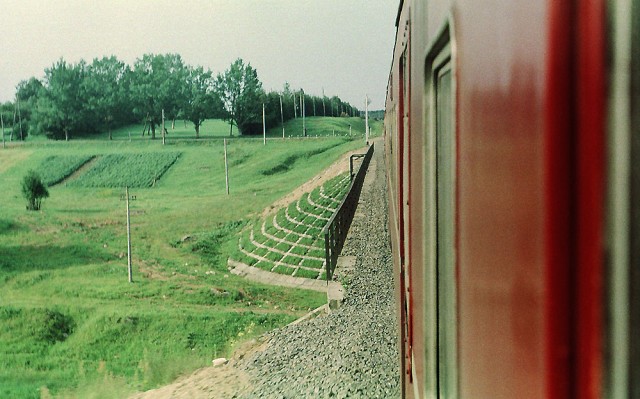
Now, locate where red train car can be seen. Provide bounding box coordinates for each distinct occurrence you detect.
[384,0,639,397]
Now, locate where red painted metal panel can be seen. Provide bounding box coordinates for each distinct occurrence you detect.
[544,1,605,397]
[544,2,576,397]
[575,0,605,396]
[389,0,606,396]
[456,1,548,397]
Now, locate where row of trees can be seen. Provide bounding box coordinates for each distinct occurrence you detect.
[1,55,360,141]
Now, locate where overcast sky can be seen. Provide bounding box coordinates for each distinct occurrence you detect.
[0,0,397,110]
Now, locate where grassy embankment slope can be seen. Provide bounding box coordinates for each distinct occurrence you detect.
[0,116,381,398]
[92,115,380,141]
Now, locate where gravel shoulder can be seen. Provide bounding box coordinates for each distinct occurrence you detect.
[239,140,400,398]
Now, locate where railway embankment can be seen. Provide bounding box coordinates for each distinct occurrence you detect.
[239,140,401,398]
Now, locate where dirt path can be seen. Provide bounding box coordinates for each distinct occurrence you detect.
[55,156,99,186]
[128,338,266,399]
[0,150,32,174]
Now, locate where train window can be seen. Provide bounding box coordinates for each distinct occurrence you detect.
[425,26,457,398]
[435,58,457,399]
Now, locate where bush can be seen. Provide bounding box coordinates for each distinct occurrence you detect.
[21,170,49,211]
[38,310,75,344]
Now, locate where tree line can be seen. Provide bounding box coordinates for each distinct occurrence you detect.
[0,55,360,141]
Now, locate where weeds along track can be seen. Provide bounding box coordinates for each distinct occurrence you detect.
[230,172,351,281]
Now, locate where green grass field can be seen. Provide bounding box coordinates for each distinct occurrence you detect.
[0,117,379,398]
[94,115,382,141]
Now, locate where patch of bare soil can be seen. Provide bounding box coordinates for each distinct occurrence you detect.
[128,338,269,399]
[260,144,369,218]
[136,259,171,281]
[55,156,100,186]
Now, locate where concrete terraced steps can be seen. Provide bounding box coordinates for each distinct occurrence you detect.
[229,173,350,281]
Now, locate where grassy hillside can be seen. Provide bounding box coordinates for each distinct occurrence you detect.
[0,117,375,398]
[103,119,231,141]
[90,116,382,142]
[267,116,383,139]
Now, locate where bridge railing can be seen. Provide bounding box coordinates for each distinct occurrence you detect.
[322,143,374,281]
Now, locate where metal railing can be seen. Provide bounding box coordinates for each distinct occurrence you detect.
[323,143,374,281]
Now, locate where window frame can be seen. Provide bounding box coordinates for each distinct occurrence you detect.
[423,21,458,399]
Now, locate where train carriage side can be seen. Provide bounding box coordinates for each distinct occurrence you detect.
[382,0,640,397]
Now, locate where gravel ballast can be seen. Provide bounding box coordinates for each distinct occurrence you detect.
[239,144,401,399]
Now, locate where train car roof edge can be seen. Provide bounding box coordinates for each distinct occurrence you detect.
[386,1,404,111]
[395,0,404,27]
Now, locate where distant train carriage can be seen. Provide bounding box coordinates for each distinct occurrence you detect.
[384,0,639,397]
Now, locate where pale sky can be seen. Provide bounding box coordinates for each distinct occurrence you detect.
[0,0,398,110]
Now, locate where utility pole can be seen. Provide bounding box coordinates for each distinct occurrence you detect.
[224,138,229,195]
[262,103,266,145]
[162,109,166,145]
[16,97,23,141]
[322,88,326,116]
[279,95,285,138]
[301,90,306,137]
[293,92,297,119]
[365,94,370,145]
[12,105,16,142]
[299,91,303,124]
[121,187,136,283]
[1,112,5,149]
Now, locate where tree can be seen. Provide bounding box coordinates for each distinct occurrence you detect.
[15,78,44,140]
[183,66,224,138]
[0,102,14,142]
[130,54,189,139]
[33,59,88,140]
[83,56,132,140]
[280,82,295,122]
[263,91,282,129]
[22,170,49,211]
[214,58,264,136]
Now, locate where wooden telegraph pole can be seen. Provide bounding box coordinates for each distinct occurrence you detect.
[1,112,5,149]
[299,91,303,130]
[16,97,23,141]
[280,95,285,138]
[365,94,370,145]
[262,103,266,145]
[322,88,326,116]
[293,92,297,119]
[121,187,136,283]
[162,109,166,145]
[301,90,306,137]
[224,139,230,195]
